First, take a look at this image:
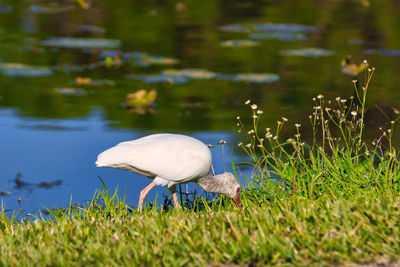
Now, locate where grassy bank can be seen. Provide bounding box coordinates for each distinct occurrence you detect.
[1,66,400,266]
[0,190,400,266]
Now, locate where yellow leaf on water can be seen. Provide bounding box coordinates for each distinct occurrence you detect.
[76,0,90,9]
[125,89,157,108]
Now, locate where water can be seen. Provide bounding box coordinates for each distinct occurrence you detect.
[1,0,400,212]
[0,108,249,212]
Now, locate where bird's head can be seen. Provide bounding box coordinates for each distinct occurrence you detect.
[217,172,242,208]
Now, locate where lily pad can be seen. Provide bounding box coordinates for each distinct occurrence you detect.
[249,32,307,41]
[79,25,105,34]
[220,40,259,47]
[219,24,251,33]
[280,48,335,57]
[253,23,319,33]
[0,63,53,77]
[126,73,189,84]
[55,88,87,95]
[379,49,400,56]
[29,5,74,13]
[0,6,13,13]
[123,52,147,59]
[98,50,123,59]
[123,52,178,67]
[162,69,217,79]
[42,37,121,49]
[19,46,45,53]
[365,49,400,56]
[218,73,280,83]
[136,55,178,66]
[74,77,115,86]
[52,64,90,73]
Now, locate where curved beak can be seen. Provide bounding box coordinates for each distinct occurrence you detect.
[232,191,242,209]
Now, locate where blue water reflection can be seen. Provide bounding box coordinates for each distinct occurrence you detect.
[0,108,252,212]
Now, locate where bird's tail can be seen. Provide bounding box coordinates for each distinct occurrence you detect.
[95,160,109,167]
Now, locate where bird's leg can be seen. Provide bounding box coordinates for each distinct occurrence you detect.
[169,185,181,209]
[173,192,181,209]
[138,181,157,211]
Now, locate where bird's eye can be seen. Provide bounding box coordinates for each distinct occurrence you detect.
[236,188,241,193]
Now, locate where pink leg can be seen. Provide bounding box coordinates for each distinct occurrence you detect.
[138,181,157,211]
[170,185,181,209]
[173,192,181,209]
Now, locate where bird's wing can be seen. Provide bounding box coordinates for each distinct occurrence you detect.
[96,134,212,182]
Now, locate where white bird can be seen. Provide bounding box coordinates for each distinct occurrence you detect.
[95,133,241,209]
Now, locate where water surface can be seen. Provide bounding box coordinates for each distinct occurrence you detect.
[1,0,400,212]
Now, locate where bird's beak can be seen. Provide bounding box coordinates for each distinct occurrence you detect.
[232,191,242,209]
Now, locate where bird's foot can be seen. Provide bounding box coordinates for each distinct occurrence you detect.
[137,203,144,213]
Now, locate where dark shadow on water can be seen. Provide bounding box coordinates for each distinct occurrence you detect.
[14,172,63,192]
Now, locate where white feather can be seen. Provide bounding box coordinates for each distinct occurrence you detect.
[96,134,212,186]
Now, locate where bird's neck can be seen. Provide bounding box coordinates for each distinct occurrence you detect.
[197,173,224,194]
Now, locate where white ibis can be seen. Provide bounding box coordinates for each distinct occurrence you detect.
[95,133,241,209]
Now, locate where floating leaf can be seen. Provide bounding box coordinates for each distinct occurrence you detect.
[136,55,178,66]
[364,49,400,56]
[79,25,105,34]
[42,37,121,49]
[253,23,318,33]
[75,77,92,85]
[220,40,259,47]
[125,89,157,107]
[219,24,251,33]
[53,64,91,73]
[0,6,13,13]
[363,49,376,55]
[122,52,178,67]
[29,5,74,13]
[280,48,335,57]
[19,46,44,53]
[103,56,122,68]
[74,77,115,86]
[249,32,307,41]
[99,50,123,59]
[55,87,86,95]
[53,63,102,73]
[378,49,400,56]
[341,55,366,76]
[218,73,280,83]
[126,73,189,84]
[162,68,217,79]
[0,63,53,77]
[76,0,90,10]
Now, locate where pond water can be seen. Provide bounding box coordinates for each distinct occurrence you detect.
[1,0,400,212]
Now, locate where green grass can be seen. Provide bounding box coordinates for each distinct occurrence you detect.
[1,66,400,266]
[0,189,400,266]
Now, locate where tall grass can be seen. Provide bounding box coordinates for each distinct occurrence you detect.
[238,65,400,200]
